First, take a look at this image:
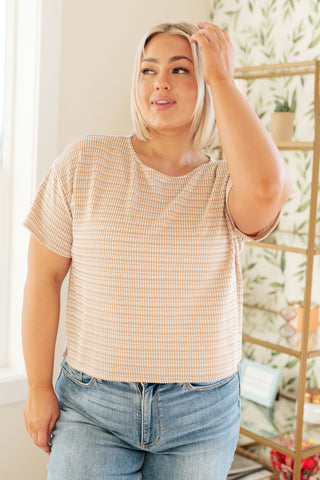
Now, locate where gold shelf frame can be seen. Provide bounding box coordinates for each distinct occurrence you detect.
[234,60,320,479]
[245,240,309,255]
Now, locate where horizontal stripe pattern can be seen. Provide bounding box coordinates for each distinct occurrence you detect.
[24,135,277,382]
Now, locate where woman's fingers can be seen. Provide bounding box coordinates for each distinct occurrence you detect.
[24,386,60,454]
[190,22,235,85]
[25,414,52,453]
[190,23,231,52]
[194,23,229,44]
[36,427,52,454]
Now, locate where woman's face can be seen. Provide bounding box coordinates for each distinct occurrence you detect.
[137,33,198,138]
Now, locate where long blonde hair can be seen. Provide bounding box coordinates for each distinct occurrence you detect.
[130,22,218,150]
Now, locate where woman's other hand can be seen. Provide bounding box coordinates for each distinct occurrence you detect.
[190,22,235,87]
[24,385,60,454]
[22,235,71,453]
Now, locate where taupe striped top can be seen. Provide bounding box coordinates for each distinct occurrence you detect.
[24,135,278,382]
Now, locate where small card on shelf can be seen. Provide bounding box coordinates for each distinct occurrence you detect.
[240,359,282,408]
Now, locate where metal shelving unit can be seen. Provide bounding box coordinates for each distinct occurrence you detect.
[234,60,320,479]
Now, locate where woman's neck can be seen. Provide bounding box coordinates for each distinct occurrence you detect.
[131,134,208,176]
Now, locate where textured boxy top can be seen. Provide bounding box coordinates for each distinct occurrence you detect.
[24,135,278,382]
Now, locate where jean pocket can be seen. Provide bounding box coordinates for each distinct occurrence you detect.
[61,360,96,389]
[185,372,238,391]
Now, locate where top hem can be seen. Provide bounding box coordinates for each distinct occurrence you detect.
[62,353,241,384]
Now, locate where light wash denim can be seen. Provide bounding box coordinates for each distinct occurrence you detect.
[47,359,241,480]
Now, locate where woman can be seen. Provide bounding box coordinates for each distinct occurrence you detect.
[22,22,291,479]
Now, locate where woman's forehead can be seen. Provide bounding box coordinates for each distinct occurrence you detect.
[143,33,193,59]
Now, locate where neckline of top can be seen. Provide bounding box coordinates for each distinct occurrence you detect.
[127,135,213,181]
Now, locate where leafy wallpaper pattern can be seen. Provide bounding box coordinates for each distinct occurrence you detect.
[210,0,320,399]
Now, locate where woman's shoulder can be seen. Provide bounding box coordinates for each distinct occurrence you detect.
[58,134,130,159]
[54,135,132,171]
[205,155,229,180]
[75,134,131,151]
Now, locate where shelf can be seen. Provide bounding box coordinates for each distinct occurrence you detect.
[276,141,314,151]
[214,141,314,152]
[245,231,320,256]
[242,305,320,358]
[235,58,320,480]
[240,396,320,457]
[234,60,319,79]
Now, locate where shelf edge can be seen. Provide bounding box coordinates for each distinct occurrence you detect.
[235,60,317,73]
[307,349,320,358]
[239,428,295,458]
[276,141,314,151]
[245,241,308,255]
[242,335,301,357]
[301,444,320,458]
[214,141,314,151]
[239,428,320,458]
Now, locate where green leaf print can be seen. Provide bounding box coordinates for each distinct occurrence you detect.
[225,10,240,29]
[280,252,286,273]
[297,200,310,213]
[307,359,315,371]
[285,358,300,369]
[282,377,296,389]
[308,33,320,48]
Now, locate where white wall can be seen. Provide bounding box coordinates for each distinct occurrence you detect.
[1,1,209,479]
[58,0,210,150]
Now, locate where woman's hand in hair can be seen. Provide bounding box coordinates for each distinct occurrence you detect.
[190,22,235,87]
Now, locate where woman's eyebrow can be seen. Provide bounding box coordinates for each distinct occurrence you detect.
[141,55,193,64]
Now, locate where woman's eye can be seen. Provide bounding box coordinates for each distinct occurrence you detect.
[141,68,155,75]
[173,67,189,74]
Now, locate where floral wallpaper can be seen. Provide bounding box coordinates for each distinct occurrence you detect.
[210,0,320,399]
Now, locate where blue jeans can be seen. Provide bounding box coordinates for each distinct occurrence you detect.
[47,359,240,480]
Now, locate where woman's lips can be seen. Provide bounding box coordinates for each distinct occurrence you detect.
[151,97,176,110]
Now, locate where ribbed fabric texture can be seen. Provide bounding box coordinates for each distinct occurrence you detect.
[24,135,278,382]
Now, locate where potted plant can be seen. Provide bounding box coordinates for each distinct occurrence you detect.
[271,90,296,142]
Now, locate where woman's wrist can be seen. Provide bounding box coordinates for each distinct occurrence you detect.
[27,377,54,391]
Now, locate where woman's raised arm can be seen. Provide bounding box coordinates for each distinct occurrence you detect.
[191,23,291,236]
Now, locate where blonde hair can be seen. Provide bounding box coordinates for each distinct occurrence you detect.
[130,22,218,150]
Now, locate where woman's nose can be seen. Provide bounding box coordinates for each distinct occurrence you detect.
[154,75,171,91]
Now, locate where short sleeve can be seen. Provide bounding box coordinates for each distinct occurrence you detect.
[225,174,280,243]
[23,164,73,258]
